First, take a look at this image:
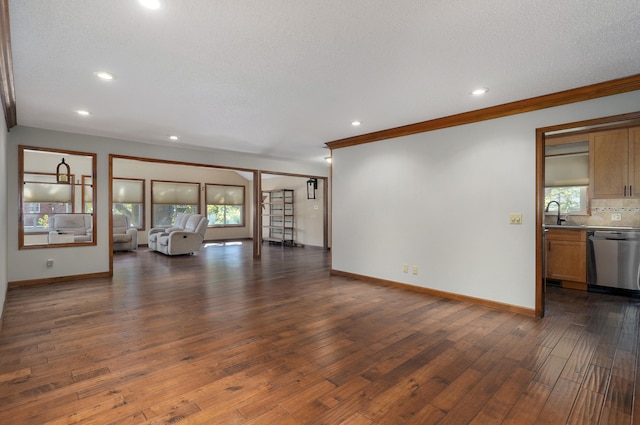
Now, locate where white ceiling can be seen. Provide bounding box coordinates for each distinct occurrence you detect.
[8,0,640,165]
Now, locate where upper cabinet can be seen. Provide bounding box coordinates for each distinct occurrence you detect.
[590,127,640,199]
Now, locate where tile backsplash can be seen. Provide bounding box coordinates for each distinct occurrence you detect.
[545,198,640,227]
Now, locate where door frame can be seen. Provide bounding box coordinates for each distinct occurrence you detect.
[535,111,640,317]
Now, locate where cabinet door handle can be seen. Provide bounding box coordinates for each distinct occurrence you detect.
[624,185,627,197]
[631,185,633,197]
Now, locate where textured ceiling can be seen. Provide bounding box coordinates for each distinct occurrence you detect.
[8,0,640,165]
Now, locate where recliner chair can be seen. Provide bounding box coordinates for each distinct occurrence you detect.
[112,214,138,251]
[148,213,208,255]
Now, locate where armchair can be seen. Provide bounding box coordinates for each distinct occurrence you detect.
[113,214,138,251]
[148,213,208,255]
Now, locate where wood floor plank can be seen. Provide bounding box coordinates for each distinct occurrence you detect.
[339,412,374,425]
[468,367,535,424]
[535,377,582,424]
[501,381,552,425]
[533,354,567,387]
[567,387,605,425]
[604,375,634,416]
[584,364,612,395]
[434,358,521,425]
[359,344,460,422]
[560,331,600,383]
[430,368,484,413]
[599,406,632,425]
[0,244,638,425]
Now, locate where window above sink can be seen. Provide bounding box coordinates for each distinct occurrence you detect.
[545,140,589,216]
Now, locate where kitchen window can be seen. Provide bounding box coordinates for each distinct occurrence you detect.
[544,186,588,215]
[545,141,589,215]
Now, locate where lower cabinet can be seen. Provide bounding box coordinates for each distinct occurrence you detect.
[545,228,587,290]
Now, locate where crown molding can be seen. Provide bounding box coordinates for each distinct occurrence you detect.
[326,73,640,150]
[0,0,16,129]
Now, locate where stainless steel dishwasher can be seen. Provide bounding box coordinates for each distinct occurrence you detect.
[588,230,640,294]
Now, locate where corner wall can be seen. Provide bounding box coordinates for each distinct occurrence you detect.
[0,114,7,317]
[331,90,640,311]
[7,126,329,284]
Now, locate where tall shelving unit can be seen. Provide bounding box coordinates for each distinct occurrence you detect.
[262,189,294,246]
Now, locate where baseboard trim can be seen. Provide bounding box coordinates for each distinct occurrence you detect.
[330,269,536,317]
[9,271,112,287]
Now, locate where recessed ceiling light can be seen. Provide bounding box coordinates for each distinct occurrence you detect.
[169,135,179,141]
[75,109,92,116]
[139,0,162,10]
[471,87,489,96]
[351,121,361,127]
[94,71,116,81]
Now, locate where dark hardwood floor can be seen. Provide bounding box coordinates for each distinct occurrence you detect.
[0,242,639,424]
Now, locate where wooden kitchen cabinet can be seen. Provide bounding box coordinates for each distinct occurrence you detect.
[590,127,640,198]
[545,228,586,290]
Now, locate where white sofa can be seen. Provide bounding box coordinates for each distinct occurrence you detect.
[48,214,93,243]
[148,213,208,255]
[113,214,138,251]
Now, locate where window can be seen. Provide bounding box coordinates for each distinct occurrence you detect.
[205,184,245,226]
[22,172,74,233]
[151,180,200,227]
[113,178,145,229]
[545,142,589,215]
[20,146,97,248]
[544,186,588,214]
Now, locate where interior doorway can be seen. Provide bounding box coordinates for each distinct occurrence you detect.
[536,111,640,317]
[108,155,329,274]
[260,173,329,250]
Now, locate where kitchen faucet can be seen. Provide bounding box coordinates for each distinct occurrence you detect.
[545,200,565,225]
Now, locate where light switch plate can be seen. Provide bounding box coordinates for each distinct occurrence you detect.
[509,213,522,224]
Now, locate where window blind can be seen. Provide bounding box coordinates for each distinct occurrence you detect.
[545,153,589,187]
[152,181,199,204]
[206,185,244,205]
[23,182,72,203]
[113,179,144,203]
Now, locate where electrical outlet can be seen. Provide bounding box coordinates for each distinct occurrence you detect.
[509,213,522,224]
[403,264,409,273]
[46,259,54,267]
[412,265,418,275]
[611,213,622,221]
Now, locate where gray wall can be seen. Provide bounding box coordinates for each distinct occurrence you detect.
[331,90,640,311]
[0,113,7,317]
[6,126,329,283]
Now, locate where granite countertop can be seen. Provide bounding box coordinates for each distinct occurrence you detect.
[544,224,640,231]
